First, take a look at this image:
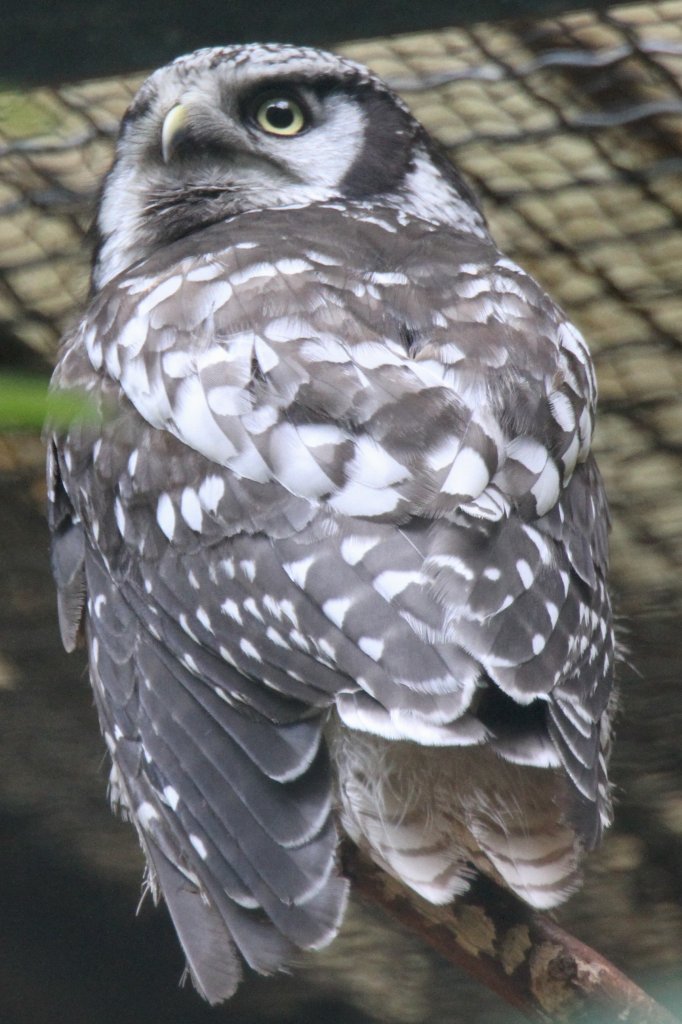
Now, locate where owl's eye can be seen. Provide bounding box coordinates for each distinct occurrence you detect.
[254,96,307,136]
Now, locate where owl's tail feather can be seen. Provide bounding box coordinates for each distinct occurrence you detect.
[147,840,244,1003]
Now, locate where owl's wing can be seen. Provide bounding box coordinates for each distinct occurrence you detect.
[49,343,348,1003]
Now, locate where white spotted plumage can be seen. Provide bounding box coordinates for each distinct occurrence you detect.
[47,43,615,1004]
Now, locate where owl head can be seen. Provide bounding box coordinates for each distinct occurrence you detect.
[93,43,486,290]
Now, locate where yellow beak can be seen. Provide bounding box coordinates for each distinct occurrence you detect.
[161,104,189,163]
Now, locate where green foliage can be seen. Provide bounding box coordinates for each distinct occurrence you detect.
[0,373,97,431]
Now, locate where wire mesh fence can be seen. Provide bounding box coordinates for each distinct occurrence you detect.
[0,0,681,607]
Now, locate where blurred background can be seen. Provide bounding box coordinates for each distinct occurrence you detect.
[1,1,681,1021]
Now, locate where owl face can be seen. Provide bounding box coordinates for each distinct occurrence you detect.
[93,43,486,289]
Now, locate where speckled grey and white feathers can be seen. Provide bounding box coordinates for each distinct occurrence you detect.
[47,43,615,1004]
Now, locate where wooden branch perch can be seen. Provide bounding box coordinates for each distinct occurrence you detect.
[342,843,679,1024]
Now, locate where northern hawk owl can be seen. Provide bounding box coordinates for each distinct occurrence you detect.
[47,43,615,1003]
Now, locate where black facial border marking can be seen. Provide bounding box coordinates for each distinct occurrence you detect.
[339,84,418,200]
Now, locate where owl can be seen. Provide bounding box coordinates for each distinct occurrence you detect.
[47,44,615,1003]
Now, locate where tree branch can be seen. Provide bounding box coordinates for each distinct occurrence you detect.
[342,843,679,1024]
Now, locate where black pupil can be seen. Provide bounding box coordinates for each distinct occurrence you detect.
[266,101,295,129]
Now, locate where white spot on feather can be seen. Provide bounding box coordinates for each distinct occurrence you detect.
[507,437,548,473]
[300,336,351,363]
[206,384,252,416]
[266,626,289,649]
[275,257,309,275]
[323,597,352,628]
[549,391,576,432]
[220,599,243,625]
[240,638,262,662]
[179,614,199,642]
[562,434,580,476]
[114,498,126,536]
[137,801,159,829]
[172,376,237,463]
[198,475,225,513]
[457,275,491,299]
[239,559,256,582]
[262,595,283,621]
[522,525,553,564]
[373,570,424,601]
[180,488,203,531]
[136,275,182,316]
[340,534,381,566]
[369,270,409,286]
[352,342,404,369]
[242,403,279,435]
[427,436,463,472]
[296,423,347,448]
[204,281,234,310]
[163,786,180,810]
[348,435,409,488]
[270,422,335,498]
[253,336,280,372]
[229,262,278,286]
[516,559,534,589]
[441,446,490,497]
[305,249,338,266]
[156,493,175,540]
[218,646,237,667]
[330,480,401,517]
[318,637,336,660]
[196,607,212,632]
[243,597,264,623]
[289,629,310,651]
[358,637,384,661]
[531,460,561,516]
[162,350,195,378]
[531,634,546,655]
[279,600,299,627]
[186,262,222,282]
[263,315,312,343]
[283,555,317,588]
[115,315,147,357]
[189,834,208,860]
[428,554,474,581]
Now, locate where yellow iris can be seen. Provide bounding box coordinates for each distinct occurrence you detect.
[255,97,306,136]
